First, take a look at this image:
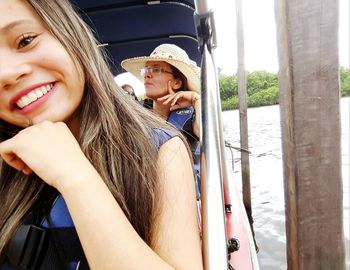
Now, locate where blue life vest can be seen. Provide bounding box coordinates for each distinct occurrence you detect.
[1,128,176,270]
[167,107,201,200]
[2,195,85,270]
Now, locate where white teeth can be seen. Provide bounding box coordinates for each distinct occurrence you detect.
[17,99,25,108]
[16,84,53,109]
[42,86,48,94]
[34,89,44,98]
[27,92,38,102]
[21,96,31,107]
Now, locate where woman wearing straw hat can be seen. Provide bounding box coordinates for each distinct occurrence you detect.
[121,44,200,137]
[122,44,201,197]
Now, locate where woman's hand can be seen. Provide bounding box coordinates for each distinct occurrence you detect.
[158,81,201,138]
[157,81,200,111]
[0,121,93,190]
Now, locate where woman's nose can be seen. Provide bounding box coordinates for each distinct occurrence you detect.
[143,71,152,80]
[0,54,31,90]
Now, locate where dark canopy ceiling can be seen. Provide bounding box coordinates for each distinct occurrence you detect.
[70,0,200,75]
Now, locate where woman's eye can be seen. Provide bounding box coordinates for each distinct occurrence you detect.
[17,34,37,49]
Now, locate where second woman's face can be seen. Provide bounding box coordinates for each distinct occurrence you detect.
[0,0,84,128]
[143,61,175,100]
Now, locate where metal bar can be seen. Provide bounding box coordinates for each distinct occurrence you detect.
[200,42,229,270]
[194,0,210,15]
[194,1,260,269]
[194,1,229,268]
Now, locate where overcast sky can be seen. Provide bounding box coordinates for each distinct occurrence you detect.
[211,0,349,74]
[116,0,349,95]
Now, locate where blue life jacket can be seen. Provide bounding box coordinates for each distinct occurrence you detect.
[1,128,176,270]
[167,107,201,200]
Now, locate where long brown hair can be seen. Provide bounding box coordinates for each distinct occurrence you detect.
[0,0,179,257]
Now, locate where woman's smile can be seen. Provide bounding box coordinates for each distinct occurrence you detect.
[0,0,84,128]
[10,82,55,112]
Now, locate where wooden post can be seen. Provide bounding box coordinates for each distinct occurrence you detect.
[275,0,345,269]
[235,0,254,237]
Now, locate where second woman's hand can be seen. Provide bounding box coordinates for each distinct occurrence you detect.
[0,121,94,191]
[158,81,199,111]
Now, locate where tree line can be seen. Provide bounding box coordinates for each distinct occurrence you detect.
[220,66,350,111]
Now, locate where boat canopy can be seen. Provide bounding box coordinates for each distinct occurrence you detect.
[71,0,201,75]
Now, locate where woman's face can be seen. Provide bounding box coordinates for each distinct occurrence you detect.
[143,61,179,100]
[0,0,84,128]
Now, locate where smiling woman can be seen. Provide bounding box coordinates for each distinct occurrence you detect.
[0,1,202,270]
[0,5,84,129]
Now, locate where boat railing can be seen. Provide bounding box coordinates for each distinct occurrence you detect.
[194,0,259,269]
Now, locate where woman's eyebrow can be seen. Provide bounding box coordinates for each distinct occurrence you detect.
[0,20,36,34]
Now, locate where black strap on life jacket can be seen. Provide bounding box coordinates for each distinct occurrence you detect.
[6,225,89,270]
[7,225,47,270]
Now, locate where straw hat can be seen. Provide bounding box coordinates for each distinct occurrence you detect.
[121,44,201,93]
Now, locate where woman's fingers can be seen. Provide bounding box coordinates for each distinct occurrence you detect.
[170,95,181,106]
[158,90,193,108]
[22,166,33,175]
[169,104,182,111]
[158,94,176,104]
[0,121,90,188]
[158,94,171,101]
[2,153,26,172]
[0,141,31,174]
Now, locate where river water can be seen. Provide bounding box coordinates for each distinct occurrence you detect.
[222,97,349,269]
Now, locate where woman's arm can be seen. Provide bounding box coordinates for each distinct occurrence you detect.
[191,93,201,138]
[151,136,203,269]
[63,136,203,270]
[0,122,202,269]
